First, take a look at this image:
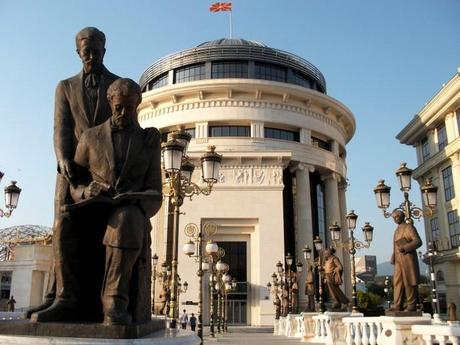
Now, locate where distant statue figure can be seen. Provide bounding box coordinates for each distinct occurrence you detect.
[156,284,170,315]
[448,302,458,321]
[323,248,349,309]
[7,296,16,312]
[281,287,289,317]
[305,263,316,312]
[274,292,281,320]
[389,210,422,312]
[291,274,299,313]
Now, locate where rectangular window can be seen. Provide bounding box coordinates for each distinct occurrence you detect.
[437,122,448,151]
[209,126,250,137]
[264,127,299,142]
[316,184,327,247]
[430,217,440,245]
[211,61,248,79]
[421,137,430,162]
[174,64,206,84]
[254,62,286,82]
[442,166,455,201]
[448,210,460,248]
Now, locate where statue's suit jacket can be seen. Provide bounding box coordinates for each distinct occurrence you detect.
[392,222,422,286]
[54,66,119,203]
[71,120,162,249]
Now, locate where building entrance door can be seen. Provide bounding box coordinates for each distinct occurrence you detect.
[218,241,247,325]
[226,299,247,325]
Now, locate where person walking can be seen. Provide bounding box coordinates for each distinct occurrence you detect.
[180,309,189,329]
[190,313,197,331]
[7,296,16,312]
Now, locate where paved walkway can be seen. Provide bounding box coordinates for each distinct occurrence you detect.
[203,330,302,345]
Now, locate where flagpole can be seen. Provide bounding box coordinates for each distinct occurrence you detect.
[229,9,233,38]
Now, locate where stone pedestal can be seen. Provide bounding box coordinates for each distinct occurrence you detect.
[300,312,318,342]
[278,317,286,336]
[0,329,200,345]
[286,314,300,337]
[0,319,163,339]
[379,314,432,345]
[273,319,279,335]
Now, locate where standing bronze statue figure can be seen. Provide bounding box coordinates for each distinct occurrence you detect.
[30,27,120,323]
[389,210,422,312]
[70,78,162,325]
[323,248,349,310]
[305,263,315,312]
[291,274,299,313]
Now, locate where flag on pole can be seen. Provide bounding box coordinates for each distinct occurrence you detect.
[209,2,232,12]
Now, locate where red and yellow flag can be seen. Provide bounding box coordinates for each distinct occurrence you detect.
[209,2,232,12]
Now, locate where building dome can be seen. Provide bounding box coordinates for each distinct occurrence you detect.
[139,38,327,93]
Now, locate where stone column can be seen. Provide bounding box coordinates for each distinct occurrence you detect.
[445,111,457,142]
[322,172,350,296]
[292,163,315,309]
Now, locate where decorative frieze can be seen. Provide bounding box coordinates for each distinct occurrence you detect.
[139,99,347,138]
[191,166,284,186]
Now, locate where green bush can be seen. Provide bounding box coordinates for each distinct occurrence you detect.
[357,291,383,310]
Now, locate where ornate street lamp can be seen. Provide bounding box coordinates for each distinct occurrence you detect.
[374,163,437,222]
[205,246,225,338]
[162,127,222,329]
[0,174,22,218]
[182,222,218,344]
[313,236,325,313]
[329,211,374,313]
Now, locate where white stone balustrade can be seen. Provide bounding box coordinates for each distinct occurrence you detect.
[412,324,460,345]
[312,312,354,345]
[342,316,382,345]
[295,315,304,338]
[342,314,431,345]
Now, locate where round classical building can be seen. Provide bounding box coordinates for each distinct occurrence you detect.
[139,38,356,326]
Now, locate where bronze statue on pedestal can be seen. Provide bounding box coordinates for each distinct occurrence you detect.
[323,248,349,310]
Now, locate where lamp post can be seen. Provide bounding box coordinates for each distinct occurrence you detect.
[206,246,225,338]
[374,163,437,313]
[152,253,159,315]
[328,211,374,313]
[0,172,22,218]
[162,128,222,328]
[384,276,391,309]
[419,241,441,321]
[183,222,218,344]
[301,237,326,313]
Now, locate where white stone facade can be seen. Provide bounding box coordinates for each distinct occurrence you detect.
[139,39,356,326]
[397,68,460,318]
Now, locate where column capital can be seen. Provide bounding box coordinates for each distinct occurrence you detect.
[289,162,315,173]
[320,171,341,182]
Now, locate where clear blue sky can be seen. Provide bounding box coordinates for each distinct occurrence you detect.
[0,0,459,265]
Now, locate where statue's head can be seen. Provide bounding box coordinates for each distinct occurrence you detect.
[76,27,106,73]
[324,247,335,259]
[391,210,405,224]
[107,78,142,129]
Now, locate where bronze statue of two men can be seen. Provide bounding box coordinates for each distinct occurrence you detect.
[29,27,162,325]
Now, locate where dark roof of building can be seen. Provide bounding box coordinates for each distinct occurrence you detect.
[139,38,326,92]
[197,38,267,48]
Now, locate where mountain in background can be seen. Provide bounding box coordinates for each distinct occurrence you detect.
[377,259,428,277]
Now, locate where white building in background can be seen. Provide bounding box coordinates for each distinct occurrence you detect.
[397,68,460,316]
[0,225,52,311]
[138,38,356,326]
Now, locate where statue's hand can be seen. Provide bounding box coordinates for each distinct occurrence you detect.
[58,159,75,184]
[398,246,406,254]
[84,181,110,198]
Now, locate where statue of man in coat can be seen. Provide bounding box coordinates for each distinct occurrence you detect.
[31,27,120,322]
[70,78,162,325]
[323,248,349,310]
[389,210,422,312]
